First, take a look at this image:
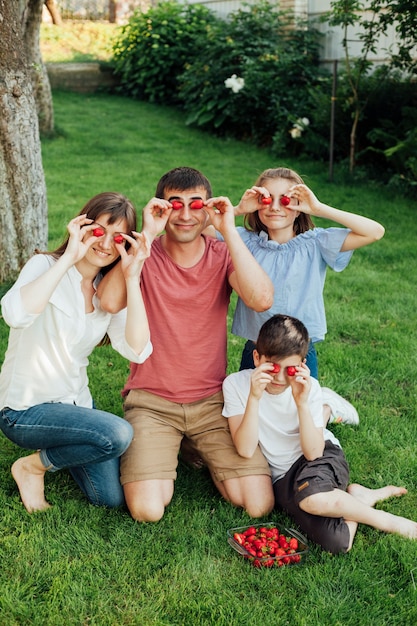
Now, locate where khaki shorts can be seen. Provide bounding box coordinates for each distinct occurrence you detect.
[121,389,270,485]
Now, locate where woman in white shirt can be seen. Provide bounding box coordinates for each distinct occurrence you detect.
[0,192,152,513]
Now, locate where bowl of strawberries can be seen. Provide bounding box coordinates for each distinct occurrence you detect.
[227,522,308,568]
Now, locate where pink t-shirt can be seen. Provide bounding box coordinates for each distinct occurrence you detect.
[123,235,234,403]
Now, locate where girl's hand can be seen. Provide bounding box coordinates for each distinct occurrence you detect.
[63,214,96,265]
[250,364,274,400]
[289,361,312,405]
[287,184,321,215]
[142,198,173,241]
[235,186,271,215]
[118,231,151,280]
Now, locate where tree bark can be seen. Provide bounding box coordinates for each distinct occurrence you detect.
[0,0,48,282]
[21,0,54,135]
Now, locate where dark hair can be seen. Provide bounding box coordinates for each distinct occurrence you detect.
[155,167,212,199]
[256,314,310,360]
[46,192,137,273]
[244,167,315,236]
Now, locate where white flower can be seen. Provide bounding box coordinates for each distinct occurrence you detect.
[289,127,303,139]
[224,74,245,93]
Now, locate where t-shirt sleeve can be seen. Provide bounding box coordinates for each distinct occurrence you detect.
[222,372,248,417]
[317,227,354,272]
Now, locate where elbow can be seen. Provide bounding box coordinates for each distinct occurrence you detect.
[253,292,274,312]
[99,295,124,314]
[374,224,385,241]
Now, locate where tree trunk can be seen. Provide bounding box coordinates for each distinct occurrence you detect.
[21,0,54,135]
[0,0,48,283]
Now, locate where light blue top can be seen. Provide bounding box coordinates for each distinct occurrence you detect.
[230,226,353,342]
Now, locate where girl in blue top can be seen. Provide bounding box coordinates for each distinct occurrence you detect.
[233,167,385,379]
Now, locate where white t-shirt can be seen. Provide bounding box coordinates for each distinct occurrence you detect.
[222,369,340,483]
[0,254,152,410]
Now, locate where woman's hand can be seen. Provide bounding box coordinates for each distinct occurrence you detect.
[118,231,151,280]
[63,214,97,265]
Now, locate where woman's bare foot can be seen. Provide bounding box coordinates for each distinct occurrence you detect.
[11,454,51,513]
[347,483,407,508]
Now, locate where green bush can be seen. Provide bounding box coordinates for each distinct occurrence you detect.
[178,2,326,146]
[111,1,220,104]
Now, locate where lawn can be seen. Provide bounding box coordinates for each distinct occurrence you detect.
[1,21,417,625]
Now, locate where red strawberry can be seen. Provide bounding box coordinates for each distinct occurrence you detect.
[233,533,244,545]
[190,199,204,210]
[261,196,272,205]
[286,366,297,377]
[280,195,291,206]
[93,227,105,237]
[271,363,280,374]
[289,537,299,550]
[113,234,124,244]
[171,200,183,210]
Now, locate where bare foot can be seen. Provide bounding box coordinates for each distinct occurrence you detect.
[179,438,205,470]
[348,483,407,508]
[11,455,51,513]
[385,513,417,540]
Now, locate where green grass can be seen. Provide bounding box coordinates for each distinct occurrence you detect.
[40,21,119,63]
[1,90,417,625]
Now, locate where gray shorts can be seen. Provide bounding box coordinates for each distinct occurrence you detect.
[273,441,351,554]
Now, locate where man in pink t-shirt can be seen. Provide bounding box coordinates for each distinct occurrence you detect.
[98,167,274,522]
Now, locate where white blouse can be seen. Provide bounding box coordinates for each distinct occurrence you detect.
[0,254,152,410]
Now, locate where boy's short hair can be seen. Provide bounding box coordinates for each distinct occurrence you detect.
[256,314,310,360]
[155,167,212,199]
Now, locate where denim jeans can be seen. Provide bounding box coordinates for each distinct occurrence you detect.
[239,339,319,380]
[0,403,133,507]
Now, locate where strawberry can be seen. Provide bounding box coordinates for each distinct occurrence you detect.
[261,196,272,205]
[93,227,105,237]
[289,537,299,550]
[271,363,280,374]
[280,195,291,206]
[171,200,183,210]
[190,199,204,210]
[233,533,244,545]
[286,366,297,376]
[113,234,124,244]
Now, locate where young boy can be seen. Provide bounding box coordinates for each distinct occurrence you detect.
[222,314,417,553]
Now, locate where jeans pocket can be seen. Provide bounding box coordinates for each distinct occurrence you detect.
[0,407,20,428]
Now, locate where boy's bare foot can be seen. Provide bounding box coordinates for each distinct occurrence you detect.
[347,483,407,508]
[385,513,417,539]
[11,455,51,513]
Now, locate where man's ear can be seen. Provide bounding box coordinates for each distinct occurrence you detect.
[253,349,261,366]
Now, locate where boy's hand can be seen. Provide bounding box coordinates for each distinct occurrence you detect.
[289,362,312,405]
[142,198,172,241]
[249,364,274,400]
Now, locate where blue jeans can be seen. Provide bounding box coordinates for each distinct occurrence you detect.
[0,403,133,507]
[239,339,319,380]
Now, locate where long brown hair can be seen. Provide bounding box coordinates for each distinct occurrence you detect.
[244,167,315,236]
[41,192,137,275]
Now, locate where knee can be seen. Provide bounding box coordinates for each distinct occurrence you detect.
[113,420,134,456]
[127,500,165,523]
[245,494,274,519]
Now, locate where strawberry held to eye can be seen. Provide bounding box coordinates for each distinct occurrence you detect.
[190,199,204,210]
[171,200,183,210]
[280,195,291,206]
[286,366,297,376]
[113,234,124,244]
[93,228,105,237]
[271,363,280,374]
[261,196,272,205]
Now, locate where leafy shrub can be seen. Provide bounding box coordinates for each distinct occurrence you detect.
[178,1,327,147]
[111,1,220,105]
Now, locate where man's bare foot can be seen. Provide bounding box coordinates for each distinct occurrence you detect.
[348,483,407,508]
[179,438,205,470]
[11,455,51,513]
